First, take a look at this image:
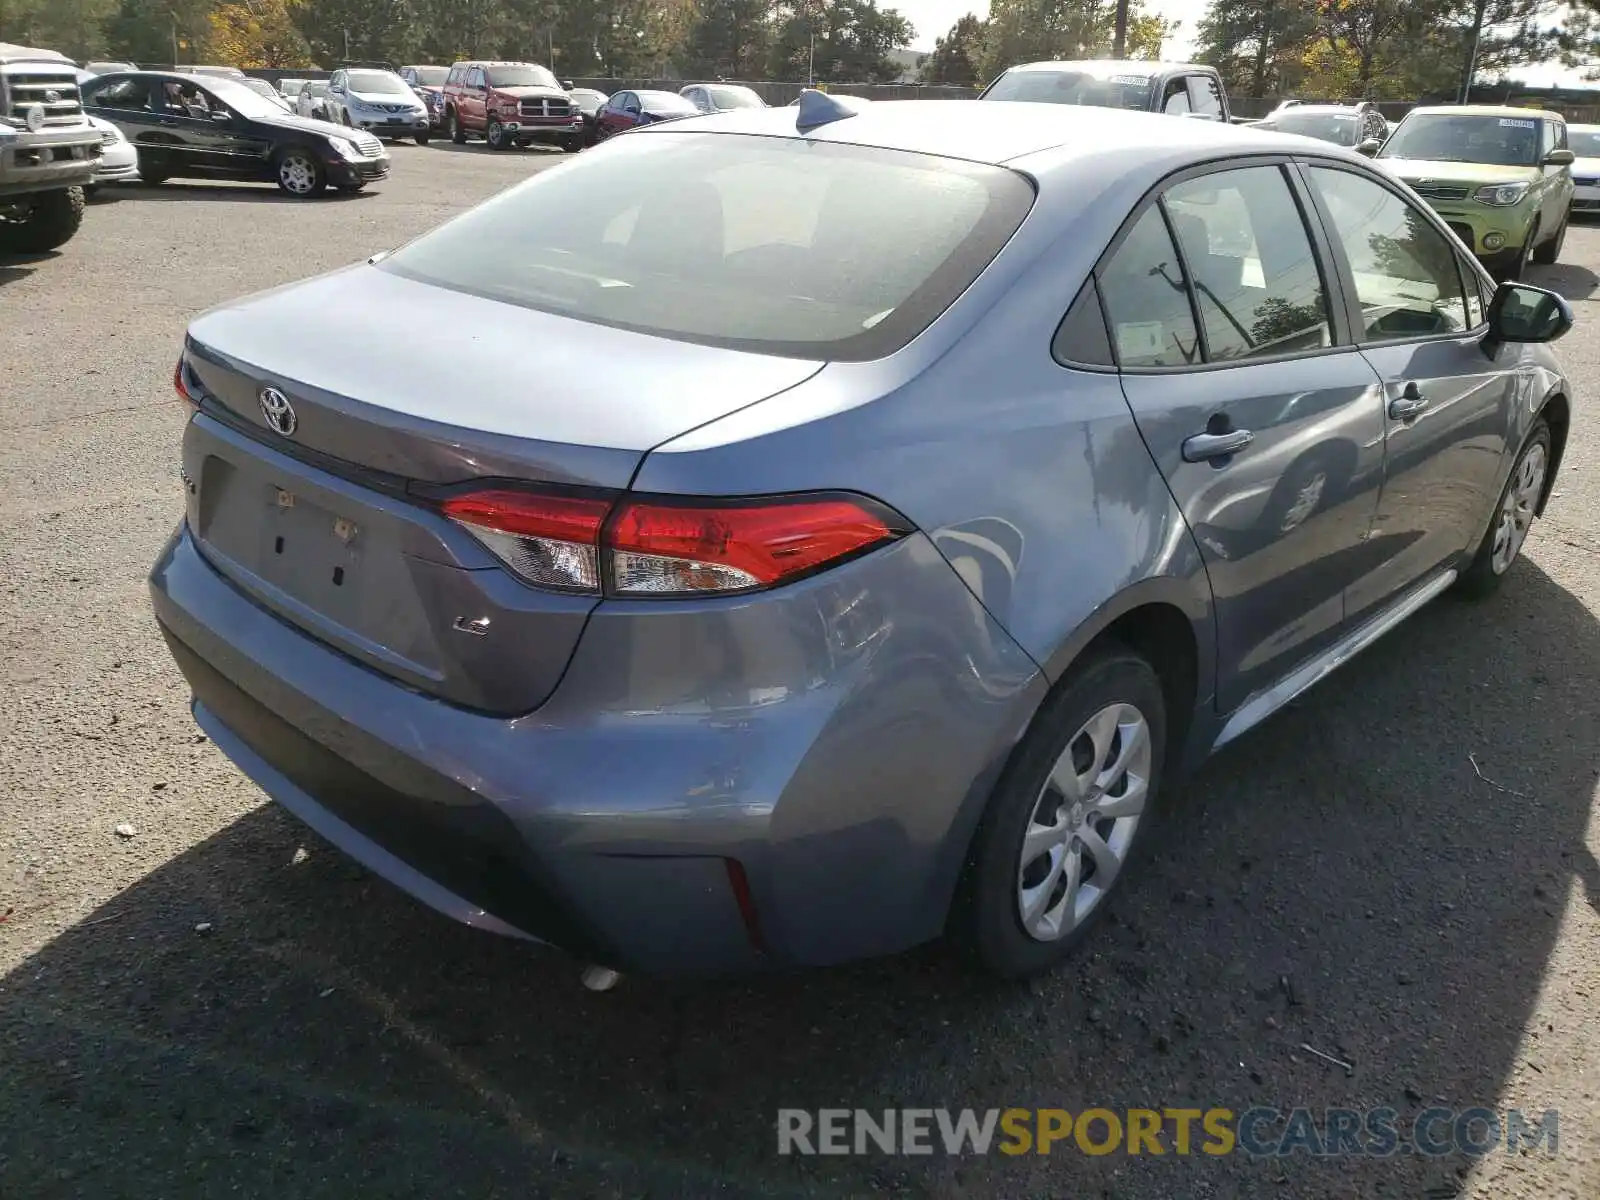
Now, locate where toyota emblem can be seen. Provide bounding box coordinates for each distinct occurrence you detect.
[258,386,297,437]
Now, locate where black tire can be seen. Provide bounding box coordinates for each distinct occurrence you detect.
[562,135,583,153]
[1456,418,1553,598]
[962,645,1168,979]
[415,130,430,145]
[0,186,86,254]
[1532,214,1566,265]
[273,148,327,198]
[449,111,466,144]
[1502,220,1538,281]
[486,120,509,150]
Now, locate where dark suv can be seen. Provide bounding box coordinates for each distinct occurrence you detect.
[441,60,582,151]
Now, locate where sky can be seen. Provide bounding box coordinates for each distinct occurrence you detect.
[894,0,1594,88]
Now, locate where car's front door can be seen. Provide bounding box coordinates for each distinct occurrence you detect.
[1106,161,1389,714]
[1540,119,1574,230]
[160,84,268,178]
[465,67,488,130]
[598,92,635,137]
[1303,162,1517,617]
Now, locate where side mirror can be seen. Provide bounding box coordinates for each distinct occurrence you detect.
[1487,282,1573,348]
[1356,138,1382,157]
[1544,148,1574,166]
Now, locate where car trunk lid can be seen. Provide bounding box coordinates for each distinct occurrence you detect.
[179,265,823,713]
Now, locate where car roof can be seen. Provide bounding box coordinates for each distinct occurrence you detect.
[1266,104,1366,117]
[1001,59,1212,76]
[0,41,73,65]
[452,60,541,68]
[641,98,1317,168]
[1405,104,1559,121]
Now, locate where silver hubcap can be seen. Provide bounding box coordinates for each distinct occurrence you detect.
[1281,471,1327,531]
[1490,441,1547,574]
[1017,703,1151,942]
[489,122,502,145]
[279,155,315,194]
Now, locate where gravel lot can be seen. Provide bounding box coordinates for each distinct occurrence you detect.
[2,145,1598,1199]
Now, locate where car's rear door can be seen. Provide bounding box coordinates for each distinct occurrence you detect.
[1301,161,1518,618]
[82,74,161,149]
[1106,159,1388,715]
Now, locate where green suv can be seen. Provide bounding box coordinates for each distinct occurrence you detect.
[1371,105,1574,279]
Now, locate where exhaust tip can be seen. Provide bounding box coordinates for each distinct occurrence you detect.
[580,965,622,992]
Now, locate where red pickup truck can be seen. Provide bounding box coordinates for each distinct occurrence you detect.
[441,60,583,152]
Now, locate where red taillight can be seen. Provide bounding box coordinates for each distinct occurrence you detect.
[609,496,897,594]
[440,488,905,597]
[174,355,197,407]
[441,489,611,592]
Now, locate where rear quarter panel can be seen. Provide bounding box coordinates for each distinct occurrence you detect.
[635,156,1218,701]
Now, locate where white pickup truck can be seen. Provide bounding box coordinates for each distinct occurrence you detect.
[0,42,101,253]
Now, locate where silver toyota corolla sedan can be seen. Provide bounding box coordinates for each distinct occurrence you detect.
[151,93,1575,982]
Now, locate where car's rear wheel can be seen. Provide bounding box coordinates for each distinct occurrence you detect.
[0,186,86,254]
[448,111,466,144]
[962,645,1167,979]
[274,149,326,198]
[1457,418,1552,597]
[1533,214,1566,264]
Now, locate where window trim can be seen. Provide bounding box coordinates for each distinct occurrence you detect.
[1295,156,1491,349]
[1084,154,1356,376]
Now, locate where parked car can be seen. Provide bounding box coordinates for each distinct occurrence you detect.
[443,60,582,150]
[399,64,449,129]
[152,96,1574,983]
[277,77,308,101]
[680,82,767,114]
[1567,123,1600,215]
[566,86,608,145]
[324,66,430,143]
[1373,105,1574,278]
[296,80,330,120]
[83,113,139,193]
[0,41,102,253]
[81,70,390,197]
[175,65,247,80]
[593,89,699,139]
[237,75,293,113]
[980,59,1230,122]
[83,60,137,75]
[1245,101,1387,148]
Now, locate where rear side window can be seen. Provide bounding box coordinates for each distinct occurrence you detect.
[1053,279,1114,367]
[1097,207,1200,367]
[379,133,1035,361]
[1164,166,1332,361]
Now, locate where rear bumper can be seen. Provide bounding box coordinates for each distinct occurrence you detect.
[150,520,1042,976]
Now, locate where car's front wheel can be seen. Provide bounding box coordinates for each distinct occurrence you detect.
[963,645,1167,979]
[486,120,510,150]
[1502,219,1539,280]
[415,129,430,145]
[1457,417,1552,597]
[274,148,326,198]
[1533,214,1567,264]
[0,186,86,254]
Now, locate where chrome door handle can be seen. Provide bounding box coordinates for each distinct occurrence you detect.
[1388,384,1430,421]
[1182,428,1255,463]
[159,118,178,126]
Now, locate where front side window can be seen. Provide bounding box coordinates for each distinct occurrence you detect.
[379,132,1035,361]
[1164,166,1332,361]
[87,78,150,111]
[1189,75,1223,118]
[1308,166,1469,341]
[1162,81,1191,116]
[1097,206,1200,368]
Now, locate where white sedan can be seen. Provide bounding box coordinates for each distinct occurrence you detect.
[85,114,139,194]
[1568,123,1600,214]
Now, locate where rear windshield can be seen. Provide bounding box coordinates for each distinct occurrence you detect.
[485,64,559,89]
[982,67,1152,111]
[708,85,764,109]
[1380,114,1542,166]
[1271,111,1362,146]
[378,133,1034,360]
[637,90,699,114]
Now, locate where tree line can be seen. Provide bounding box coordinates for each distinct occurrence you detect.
[0,0,1587,95]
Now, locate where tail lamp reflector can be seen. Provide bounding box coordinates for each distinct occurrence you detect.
[441,490,611,592]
